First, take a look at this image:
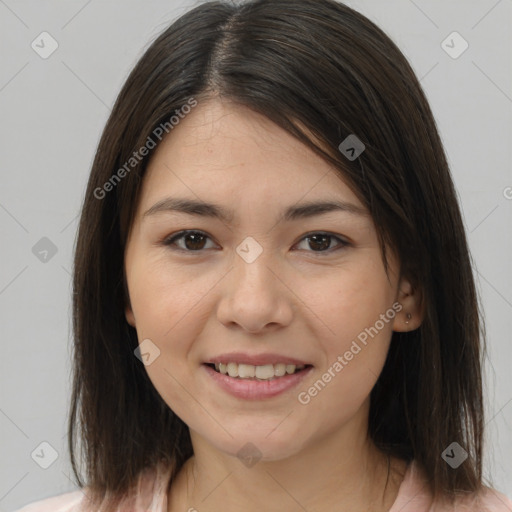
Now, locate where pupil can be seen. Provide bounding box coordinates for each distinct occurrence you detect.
[185,233,205,250]
[309,234,330,251]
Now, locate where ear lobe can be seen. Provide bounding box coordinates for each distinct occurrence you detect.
[125,303,136,327]
[123,274,135,327]
[392,277,424,332]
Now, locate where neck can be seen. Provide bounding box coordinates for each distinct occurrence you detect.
[168,412,407,512]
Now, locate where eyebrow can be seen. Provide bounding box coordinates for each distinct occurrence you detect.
[143,197,369,223]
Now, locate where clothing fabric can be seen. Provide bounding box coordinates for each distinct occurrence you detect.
[12,459,512,512]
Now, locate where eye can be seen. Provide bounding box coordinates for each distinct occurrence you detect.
[162,230,349,254]
[162,230,217,252]
[294,232,349,253]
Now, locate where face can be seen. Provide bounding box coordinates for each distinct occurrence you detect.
[124,98,419,461]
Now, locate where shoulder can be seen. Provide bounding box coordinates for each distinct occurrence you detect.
[12,461,173,512]
[390,460,512,512]
[428,486,512,512]
[450,486,512,512]
[12,489,85,512]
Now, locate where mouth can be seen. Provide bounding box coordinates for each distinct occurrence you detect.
[204,362,313,381]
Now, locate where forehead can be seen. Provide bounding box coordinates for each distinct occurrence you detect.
[138,99,364,215]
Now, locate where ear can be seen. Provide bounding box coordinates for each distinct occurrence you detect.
[125,303,136,327]
[123,271,136,327]
[392,276,424,332]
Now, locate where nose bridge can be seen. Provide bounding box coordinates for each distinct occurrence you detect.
[232,235,277,294]
[216,235,293,331]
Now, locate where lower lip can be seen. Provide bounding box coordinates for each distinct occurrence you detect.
[202,364,314,400]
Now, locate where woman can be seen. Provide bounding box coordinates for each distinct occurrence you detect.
[15,0,512,510]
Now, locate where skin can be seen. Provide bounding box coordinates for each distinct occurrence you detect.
[124,98,423,512]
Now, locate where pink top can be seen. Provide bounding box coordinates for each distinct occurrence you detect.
[13,460,512,512]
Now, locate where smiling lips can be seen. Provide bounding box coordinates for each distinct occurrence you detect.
[203,363,313,399]
[213,362,306,380]
[203,352,313,397]
[205,352,312,381]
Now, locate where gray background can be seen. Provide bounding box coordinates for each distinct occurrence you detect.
[0,0,511,510]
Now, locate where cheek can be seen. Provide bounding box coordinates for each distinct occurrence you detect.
[128,256,215,339]
[301,262,396,401]
[129,263,208,425]
[126,260,207,408]
[297,308,394,434]
[310,260,396,347]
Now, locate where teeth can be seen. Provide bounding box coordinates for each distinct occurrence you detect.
[211,362,306,380]
[274,363,286,377]
[238,364,255,378]
[255,364,274,379]
[227,362,238,377]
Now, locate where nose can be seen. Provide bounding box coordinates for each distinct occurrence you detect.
[215,248,294,334]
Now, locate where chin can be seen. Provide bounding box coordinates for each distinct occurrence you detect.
[202,424,308,464]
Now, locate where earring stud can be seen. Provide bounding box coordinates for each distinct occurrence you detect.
[405,313,412,324]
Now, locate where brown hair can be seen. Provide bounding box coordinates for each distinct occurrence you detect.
[69,0,485,509]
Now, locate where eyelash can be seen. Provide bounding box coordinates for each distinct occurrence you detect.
[161,230,350,255]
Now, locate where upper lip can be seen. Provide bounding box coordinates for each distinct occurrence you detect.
[205,352,311,366]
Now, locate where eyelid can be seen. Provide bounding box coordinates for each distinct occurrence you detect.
[294,231,350,251]
[162,230,219,251]
[161,229,350,254]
